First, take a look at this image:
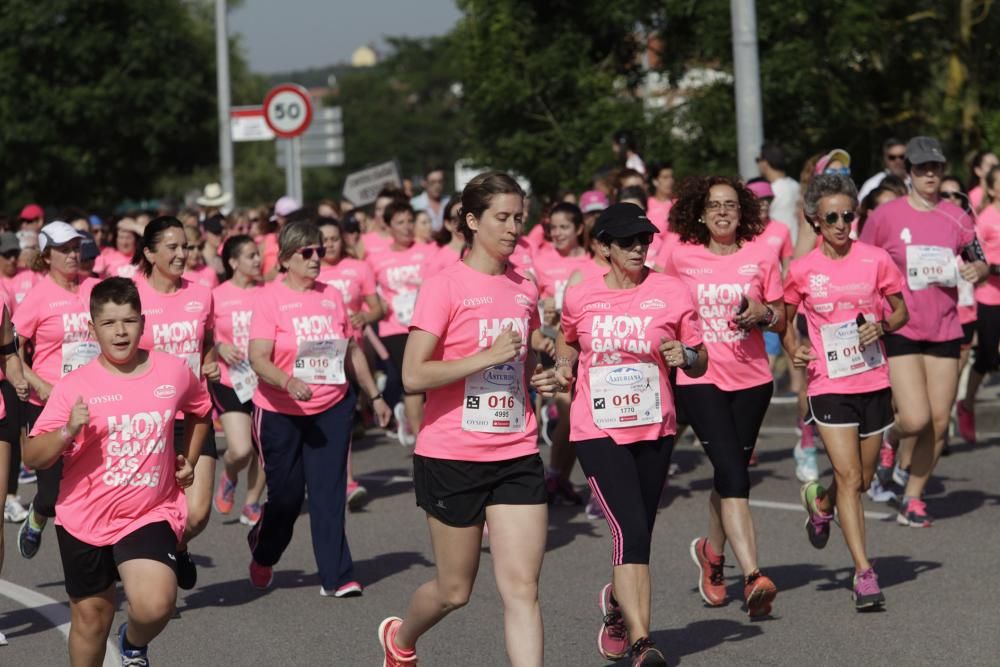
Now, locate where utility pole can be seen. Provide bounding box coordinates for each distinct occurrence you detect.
[216,0,236,207]
[730,0,764,180]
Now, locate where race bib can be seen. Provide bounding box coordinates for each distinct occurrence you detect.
[293,338,348,385]
[392,290,417,326]
[820,317,884,379]
[229,360,258,404]
[588,363,662,429]
[461,362,526,433]
[61,341,100,376]
[906,245,958,290]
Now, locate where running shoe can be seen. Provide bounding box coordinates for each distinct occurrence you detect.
[689,537,726,606]
[175,551,197,590]
[321,581,363,597]
[118,622,150,666]
[378,617,417,666]
[793,441,819,483]
[800,482,833,549]
[629,637,667,666]
[545,472,583,505]
[896,497,932,528]
[875,440,895,488]
[239,503,262,526]
[891,464,909,488]
[853,567,885,611]
[956,400,976,444]
[249,559,273,589]
[213,474,237,514]
[347,481,369,511]
[17,505,43,559]
[18,465,36,485]
[4,495,28,523]
[598,583,629,660]
[585,493,604,520]
[866,477,897,503]
[394,402,415,447]
[743,571,777,617]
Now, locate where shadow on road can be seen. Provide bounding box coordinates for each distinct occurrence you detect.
[641,619,763,665]
[355,467,413,504]
[929,488,1000,520]
[355,550,433,587]
[761,554,941,596]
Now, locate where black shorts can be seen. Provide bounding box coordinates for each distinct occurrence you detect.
[883,333,961,359]
[56,521,178,598]
[0,380,20,444]
[413,453,547,527]
[209,381,252,415]
[805,388,894,437]
[962,321,977,347]
[172,417,218,459]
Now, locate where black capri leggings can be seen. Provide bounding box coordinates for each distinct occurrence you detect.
[22,401,62,519]
[575,436,674,566]
[381,333,408,407]
[676,381,773,499]
[973,303,1000,374]
[1,380,22,495]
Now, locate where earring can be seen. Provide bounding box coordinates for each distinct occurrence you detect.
[698,217,704,224]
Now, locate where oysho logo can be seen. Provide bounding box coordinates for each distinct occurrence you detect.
[184,301,204,314]
[737,263,759,276]
[484,364,518,386]
[49,300,73,309]
[280,302,303,312]
[640,298,666,310]
[606,367,644,386]
[463,296,494,307]
[583,302,611,312]
[153,384,176,399]
[683,267,713,275]
[89,394,123,405]
[515,294,532,307]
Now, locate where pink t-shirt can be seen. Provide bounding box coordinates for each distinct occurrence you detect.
[183,264,219,290]
[509,237,536,280]
[95,248,138,279]
[1,268,41,310]
[525,224,546,250]
[662,242,782,390]
[424,244,462,277]
[367,243,430,337]
[319,258,377,341]
[652,231,684,271]
[532,245,592,310]
[361,231,393,259]
[571,257,610,284]
[410,261,541,462]
[211,281,260,388]
[30,352,211,546]
[562,272,702,445]
[784,242,905,396]
[754,220,793,264]
[257,233,279,277]
[646,197,674,259]
[0,284,8,418]
[970,186,985,212]
[859,196,975,342]
[974,205,1000,306]
[135,276,213,379]
[13,275,99,406]
[249,279,350,415]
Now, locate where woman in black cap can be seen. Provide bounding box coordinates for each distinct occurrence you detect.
[553,202,706,666]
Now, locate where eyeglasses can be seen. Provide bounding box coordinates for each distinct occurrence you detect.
[824,167,851,177]
[886,153,906,161]
[822,211,856,226]
[609,232,654,249]
[705,200,739,212]
[940,191,966,202]
[295,246,326,260]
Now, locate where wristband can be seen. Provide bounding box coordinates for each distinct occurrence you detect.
[681,345,699,369]
[990,264,1000,276]
[0,340,16,355]
[370,392,384,402]
[759,306,777,328]
[59,425,72,445]
[282,375,293,391]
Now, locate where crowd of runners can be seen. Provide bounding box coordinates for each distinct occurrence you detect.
[0,134,996,666]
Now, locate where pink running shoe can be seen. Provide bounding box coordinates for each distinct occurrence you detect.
[896,497,932,528]
[956,400,976,445]
[213,474,236,514]
[240,503,261,526]
[598,583,629,660]
[249,559,273,589]
[853,568,885,611]
[378,617,418,666]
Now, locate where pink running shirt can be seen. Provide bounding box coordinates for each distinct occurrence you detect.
[211,281,261,388]
[319,258,377,342]
[13,276,99,406]
[361,231,393,259]
[651,231,684,272]
[367,243,430,337]
[424,244,462,277]
[974,205,1000,306]
[753,220,793,264]
[661,242,782,390]
[257,233,279,277]
[784,242,905,396]
[183,264,219,290]
[859,196,975,342]
[94,248,138,279]
[30,351,211,546]
[1,268,41,310]
[509,237,536,280]
[410,261,541,462]
[532,244,592,310]
[249,279,350,415]
[135,275,213,379]
[562,272,702,445]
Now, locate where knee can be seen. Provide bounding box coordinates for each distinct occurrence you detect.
[834,467,864,494]
[130,589,176,624]
[72,602,114,638]
[895,409,931,436]
[714,466,750,499]
[438,581,474,612]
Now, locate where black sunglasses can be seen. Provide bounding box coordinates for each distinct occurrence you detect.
[940,191,966,202]
[610,232,654,248]
[822,211,856,226]
[1,250,19,260]
[296,245,326,260]
[886,154,906,161]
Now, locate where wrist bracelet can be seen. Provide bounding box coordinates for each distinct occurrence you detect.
[370,392,384,402]
[282,375,293,391]
[554,356,573,368]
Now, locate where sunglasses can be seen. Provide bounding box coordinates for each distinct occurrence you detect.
[609,232,654,248]
[886,153,906,161]
[821,211,856,226]
[940,191,966,202]
[295,245,326,260]
[824,167,851,177]
[0,251,18,260]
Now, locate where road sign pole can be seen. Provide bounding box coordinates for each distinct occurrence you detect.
[215,0,235,208]
[292,136,303,202]
[731,0,764,180]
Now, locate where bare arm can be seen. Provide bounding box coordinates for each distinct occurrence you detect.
[402,327,521,394]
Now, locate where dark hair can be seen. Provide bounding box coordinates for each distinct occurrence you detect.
[383,200,414,226]
[548,202,583,227]
[647,161,672,185]
[432,197,463,246]
[668,176,765,246]
[969,150,998,189]
[277,220,322,271]
[882,138,904,154]
[315,216,345,261]
[424,165,446,178]
[457,172,525,245]
[134,216,184,276]
[221,234,257,281]
[982,166,1000,206]
[758,143,786,171]
[90,277,141,318]
[375,187,405,203]
[857,175,910,237]
[341,212,361,234]
[616,186,648,208]
[613,129,638,152]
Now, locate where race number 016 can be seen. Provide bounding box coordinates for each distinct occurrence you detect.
[263,84,313,138]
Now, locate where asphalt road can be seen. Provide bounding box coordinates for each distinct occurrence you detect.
[2,420,999,666]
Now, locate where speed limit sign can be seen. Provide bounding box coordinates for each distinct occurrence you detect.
[263,84,313,138]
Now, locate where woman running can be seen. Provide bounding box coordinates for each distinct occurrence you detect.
[859,137,988,527]
[210,235,267,526]
[662,176,784,617]
[133,216,217,588]
[247,221,390,595]
[94,217,142,279]
[556,202,706,665]
[784,174,908,610]
[379,172,559,667]
[182,225,220,290]
[14,222,99,560]
[424,198,465,276]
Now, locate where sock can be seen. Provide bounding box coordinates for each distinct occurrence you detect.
[28,511,46,531]
[122,630,147,652]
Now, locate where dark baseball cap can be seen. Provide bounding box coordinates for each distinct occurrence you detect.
[0,232,19,255]
[906,136,946,165]
[591,203,658,240]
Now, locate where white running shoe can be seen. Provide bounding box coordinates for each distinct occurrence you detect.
[585,494,605,520]
[793,442,819,483]
[394,402,415,447]
[4,495,28,523]
[866,477,897,503]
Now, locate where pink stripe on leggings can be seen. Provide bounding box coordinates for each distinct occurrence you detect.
[587,476,624,566]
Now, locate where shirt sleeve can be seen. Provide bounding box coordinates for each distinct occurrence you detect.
[657,245,678,276]
[858,207,881,246]
[11,293,40,339]
[780,228,793,260]
[409,276,451,338]
[762,256,784,302]
[249,288,278,341]
[360,263,376,297]
[782,263,803,307]
[677,288,703,347]
[178,360,212,418]
[876,249,905,296]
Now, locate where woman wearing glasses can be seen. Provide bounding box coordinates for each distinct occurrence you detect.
[859,137,988,527]
[662,176,784,617]
[784,174,908,610]
[246,221,390,594]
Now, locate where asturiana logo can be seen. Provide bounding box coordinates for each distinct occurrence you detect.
[640,298,665,310]
[606,367,644,386]
[184,301,204,313]
[484,364,518,386]
[153,384,177,399]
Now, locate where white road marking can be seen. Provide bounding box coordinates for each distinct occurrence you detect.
[0,578,120,665]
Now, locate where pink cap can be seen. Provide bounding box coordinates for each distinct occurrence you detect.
[579,190,609,213]
[19,203,43,221]
[274,196,301,217]
[746,181,774,199]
